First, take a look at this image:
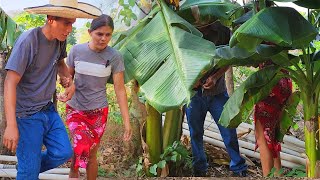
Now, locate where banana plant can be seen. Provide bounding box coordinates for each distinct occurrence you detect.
[214,4,320,177]
[113,0,219,175]
[176,0,320,177]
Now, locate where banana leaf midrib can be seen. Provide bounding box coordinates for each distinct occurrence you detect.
[160,0,188,93]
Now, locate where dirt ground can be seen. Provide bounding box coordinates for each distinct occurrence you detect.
[91,120,267,179]
[0,117,305,179]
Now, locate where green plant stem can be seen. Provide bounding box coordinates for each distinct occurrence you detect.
[162,108,184,150]
[146,103,162,166]
[302,48,313,83]
[301,91,319,178]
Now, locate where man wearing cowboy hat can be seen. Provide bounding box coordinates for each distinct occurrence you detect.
[3,0,102,179]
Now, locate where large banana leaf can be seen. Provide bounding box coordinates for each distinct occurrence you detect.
[178,0,244,27]
[219,66,283,128]
[270,0,320,9]
[230,7,318,51]
[114,0,215,113]
[212,44,284,68]
[276,91,301,141]
[294,1,320,9]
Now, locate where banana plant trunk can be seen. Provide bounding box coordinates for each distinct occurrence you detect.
[301,91,320,177]
[0,53,6,154]
[162,108,184,150]
[146,103,162,166]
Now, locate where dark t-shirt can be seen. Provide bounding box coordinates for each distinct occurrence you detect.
[200,22,230,96]
[5,27,67,117]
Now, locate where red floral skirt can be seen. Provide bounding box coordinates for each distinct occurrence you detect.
[66,104,108,170]
[254,77,292,158]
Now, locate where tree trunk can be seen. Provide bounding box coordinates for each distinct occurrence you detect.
[225,67,234,96]
[0,53,6,154]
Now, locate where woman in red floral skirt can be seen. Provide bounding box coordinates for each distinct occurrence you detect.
[254,61,292,176]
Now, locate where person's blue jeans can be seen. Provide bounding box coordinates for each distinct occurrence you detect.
[185,90,247,173]
[16,102,72,180]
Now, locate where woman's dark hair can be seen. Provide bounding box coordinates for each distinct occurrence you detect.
[90,14,114,31]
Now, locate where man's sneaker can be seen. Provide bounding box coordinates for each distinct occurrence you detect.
[233,170,247,177]
[194,169,207,177]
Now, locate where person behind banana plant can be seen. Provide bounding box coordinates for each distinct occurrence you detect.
[185,21,248,177]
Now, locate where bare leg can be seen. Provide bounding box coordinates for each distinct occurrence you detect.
[274,153,282,176]
[69,154,80,178]
[255,120,274,176]
[86,144,100,180]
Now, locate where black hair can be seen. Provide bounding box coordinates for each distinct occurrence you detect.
[90,14,114,31]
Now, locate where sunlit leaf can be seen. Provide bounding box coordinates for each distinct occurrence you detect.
[114,0,215,112]
[230,7,318,51]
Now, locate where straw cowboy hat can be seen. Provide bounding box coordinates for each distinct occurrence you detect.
[24,0,102,19]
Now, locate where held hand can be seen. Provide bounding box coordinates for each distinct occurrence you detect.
[3,125,19,153]
[57,83,75,102]
[123,123,132,141]
[202,76,217,89]
[59,76,72,88]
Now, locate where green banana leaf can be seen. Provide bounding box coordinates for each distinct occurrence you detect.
[6,17,17,47]
[270,51,300,67]
[270,0,320,9]
[233,10,253,26]
[276,91,301,141]
[114,0,215,113]
[0,8,23,51]
[294,1,320,9]
[219,66,283,128]
[230,7,318,51]
[0,9,7,45]
[178,0,244,27]
[112,7,157,83]
[212,44,283,68]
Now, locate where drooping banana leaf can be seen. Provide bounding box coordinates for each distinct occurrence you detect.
[270,0,320,9]
[211,44,284,68]
[178,0,244,27]
[233,10,253,26]
[114,0,215,113]
[112,7,159,83]
[6,17,17,47]
[0,8,23,51]
[270,51,300,67]
[230,7,318,51]
[294,1,320,9]
[219,66,283,128]
[276,91,301,141]
[0,9,7,46]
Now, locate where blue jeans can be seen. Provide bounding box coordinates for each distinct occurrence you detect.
[16,102,72,180]
[185,91,247,173]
